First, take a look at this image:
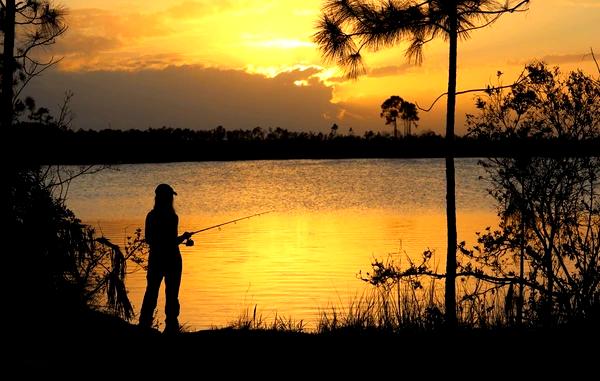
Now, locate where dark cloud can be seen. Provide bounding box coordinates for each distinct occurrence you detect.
[52,33,121,56]
[25,66,369,132]
[509,52,596,66]
[271,67,322,83]
[108,54,188,71]
[326,63,415,83]
[540,52,596,65]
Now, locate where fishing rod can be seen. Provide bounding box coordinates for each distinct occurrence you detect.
[184,210,274,246]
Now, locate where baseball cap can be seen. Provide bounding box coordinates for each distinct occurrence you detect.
[155,183,177,196]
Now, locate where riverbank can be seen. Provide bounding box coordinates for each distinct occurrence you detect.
[11,310,599,376]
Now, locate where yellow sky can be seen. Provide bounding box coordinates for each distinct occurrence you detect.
[44,0,600,133]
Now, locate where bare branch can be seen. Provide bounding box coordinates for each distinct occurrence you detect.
[13,57,62,102]
[591,47,600,76]
[417,69,528,112]
[465,0,530,15]
[17,24,68,60]
[44,165,110,191]
[459,12,502,33]
[56,90,75,129]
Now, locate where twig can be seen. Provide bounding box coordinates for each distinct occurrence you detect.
[417,69,527,112]
[591,47,600,76]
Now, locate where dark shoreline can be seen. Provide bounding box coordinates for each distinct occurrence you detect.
[11,310,599,375]
[11,125,600,165]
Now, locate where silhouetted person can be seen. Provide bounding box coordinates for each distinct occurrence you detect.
[139,183,191,334]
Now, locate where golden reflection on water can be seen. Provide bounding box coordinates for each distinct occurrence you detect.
[117,209,497,330]
[67,159,497,330]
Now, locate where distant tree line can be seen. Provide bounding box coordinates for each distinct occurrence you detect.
[10,123,600,165]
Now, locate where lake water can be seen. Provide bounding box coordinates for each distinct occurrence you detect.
[66,158,498,330]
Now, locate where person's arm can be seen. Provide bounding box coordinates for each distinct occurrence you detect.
[177,232,192,245]
[175,215,192,244]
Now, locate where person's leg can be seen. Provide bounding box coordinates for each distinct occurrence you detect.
[165,256,181,331]
[139,267,163,328]
[164,256,182,333]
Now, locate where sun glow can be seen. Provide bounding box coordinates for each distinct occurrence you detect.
[246,39,315,49]
[44,0,600,133]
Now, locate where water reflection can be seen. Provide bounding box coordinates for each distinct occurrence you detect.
[66,159,496,329]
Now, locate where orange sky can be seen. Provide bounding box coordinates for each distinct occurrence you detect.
[31,0,600,133]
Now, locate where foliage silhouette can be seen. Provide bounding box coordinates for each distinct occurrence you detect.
[380,95,419,137]
[3,3,145,341]
[313,0,530,326]
[463,62,600,326]
[1,0,67,128]
[8,164,148,329]
[361,62,600,327]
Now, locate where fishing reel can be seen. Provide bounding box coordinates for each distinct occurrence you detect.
[185,238,195,247]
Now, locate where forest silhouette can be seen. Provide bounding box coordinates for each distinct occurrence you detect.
[8,124,600,164]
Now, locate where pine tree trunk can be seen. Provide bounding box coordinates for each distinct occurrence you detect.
[544,247,554,326]
[1,0,16,128]
[517,217,525,326]
[444,7,458,327]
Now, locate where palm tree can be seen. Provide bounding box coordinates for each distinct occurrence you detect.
[314,0,529,326]
[380,95,402,137]
[381,95,419,137]
[400,100,419,135]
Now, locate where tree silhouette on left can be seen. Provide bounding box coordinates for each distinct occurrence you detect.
[1,0,67,128]
[314,0,529,326]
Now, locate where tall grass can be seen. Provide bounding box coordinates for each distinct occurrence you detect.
[227,304,306,333]
[224,281,597,334]
[226,279,523,334]
[317,280,445,334]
